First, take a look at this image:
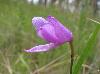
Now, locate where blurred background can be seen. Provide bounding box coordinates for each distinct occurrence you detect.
[0,0,100,74]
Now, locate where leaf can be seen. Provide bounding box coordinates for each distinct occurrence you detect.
[72,19,100,74]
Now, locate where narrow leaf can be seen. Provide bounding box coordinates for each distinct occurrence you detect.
[72,19,100,74]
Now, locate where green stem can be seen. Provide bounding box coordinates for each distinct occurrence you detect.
[69,41,74,74]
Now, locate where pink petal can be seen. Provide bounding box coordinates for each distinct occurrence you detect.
[37,24,60,43]
[25,43,56,52]
[46,16,73,42]
[32,17,48,31]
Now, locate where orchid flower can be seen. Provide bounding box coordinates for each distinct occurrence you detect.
[25,16,73,52]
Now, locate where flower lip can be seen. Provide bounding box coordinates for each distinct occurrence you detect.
[32,17,48,30]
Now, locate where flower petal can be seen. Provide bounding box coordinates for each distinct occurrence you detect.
[32,17,61,44]
[25,43,56,52]
[37,24,60,43]
[46,16,73,42]
[32,17,48,30]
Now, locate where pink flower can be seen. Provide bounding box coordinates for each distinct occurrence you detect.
[25,16,73,52]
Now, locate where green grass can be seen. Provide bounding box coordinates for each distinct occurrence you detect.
[73,19,100,74]
[0,0,100,74]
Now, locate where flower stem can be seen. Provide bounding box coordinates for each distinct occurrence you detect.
[69,41,74,74]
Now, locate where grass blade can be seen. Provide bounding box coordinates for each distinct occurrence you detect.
[72,19,100,74]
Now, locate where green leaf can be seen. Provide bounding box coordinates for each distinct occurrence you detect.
[72,19,100,74]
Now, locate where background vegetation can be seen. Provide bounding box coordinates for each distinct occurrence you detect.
[0,0,100,74]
